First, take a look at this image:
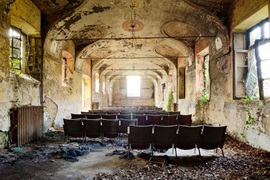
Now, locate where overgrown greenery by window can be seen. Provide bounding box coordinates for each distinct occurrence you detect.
[237,19,270,100]
[167,90,173,111]
[9,27,22,74]
[195,54,210,123]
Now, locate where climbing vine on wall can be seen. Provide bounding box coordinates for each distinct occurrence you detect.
[167,90,173,111]
[240,96,262,144]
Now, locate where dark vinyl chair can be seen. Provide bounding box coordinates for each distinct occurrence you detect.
[106,111,119,114]
[63,118,84,140]
[135,115,147,125]
[162,115,178,125]
[86,114,101,119]
[128,125,153,156]
[101,114,118,119]
[168,111,181,115]
[197,125,227,157]
[147,114,162,125]
[177,114,192,126]
[118,119,137,134]
[174,125,203,157]
[118,114,132,119]
[152,125,178,151]
[83,118,101,139]
[71,113,86,119]
[101,119,120,138]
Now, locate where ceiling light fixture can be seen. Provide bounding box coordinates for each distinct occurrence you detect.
[130,0,136,47]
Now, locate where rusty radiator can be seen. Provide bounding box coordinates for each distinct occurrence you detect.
[10,106,43,146]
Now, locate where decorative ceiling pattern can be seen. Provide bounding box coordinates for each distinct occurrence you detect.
[33,0,232,83]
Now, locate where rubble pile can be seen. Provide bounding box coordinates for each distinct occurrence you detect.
[94,136,270,179]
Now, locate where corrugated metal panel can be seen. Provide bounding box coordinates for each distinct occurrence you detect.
[10,106,43,146]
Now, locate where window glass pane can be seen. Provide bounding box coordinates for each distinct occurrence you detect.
[258,42,270,60]
[203,54,210,98]
[249,27,261,46]
[264,22,269,38]
[9,28,20,38]
[259,42,270,79]
[261,60,270,79]
[263,79,270,98]
[127,76,140,97]
[95,73,99,92]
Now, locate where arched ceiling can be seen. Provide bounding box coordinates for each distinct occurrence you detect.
[35,0,231,80]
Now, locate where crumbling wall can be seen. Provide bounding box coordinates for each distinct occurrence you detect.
[184,0,270,151]
[43,55,83,129]
[0,1,14,148]
[0,0,41,148]
[111,77,155,107]
[222,0,270,150]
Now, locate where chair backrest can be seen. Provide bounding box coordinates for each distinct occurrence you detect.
[63,118,84,137]
[86,114,101,119]
[135,115,147,125]
[168,111,181,115]
[71,113,86,119]
[106,111,119,114]
[92,110,103,114]
[175,125,203,150]
[177,114,192,126]
[147,115,162,125]
[101,114,118,119]
[198,125,227,149]
[152,125,178,150]
[128,125,153,150]
[82,118,101,138]
[101,119,119,138]
[118,114,132,119]
[162,115,178,125]
[118,119,137,133]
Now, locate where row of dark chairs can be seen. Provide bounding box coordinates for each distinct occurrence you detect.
[71,113,191,126]
[102,106,163,111]
[83,110,180,115]
[63,118,137,140]
[128,125,227,157]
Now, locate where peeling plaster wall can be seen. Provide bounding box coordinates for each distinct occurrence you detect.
[0,0,41,148]
[9,0,40,36]
[221,0,270,151]
[0,1,14,148]
[43,56,83,129]
[230,0,269,30]
[184,0,270,151]
[111,77,155,107]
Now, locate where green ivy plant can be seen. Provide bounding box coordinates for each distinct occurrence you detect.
[167,90,173,111]
[10,59,22,75]
[240,96,256,144]
[194,88,209,124]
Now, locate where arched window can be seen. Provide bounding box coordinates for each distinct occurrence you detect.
[127,76,140,97]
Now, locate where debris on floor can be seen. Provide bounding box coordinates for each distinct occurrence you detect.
[105,149,134,159]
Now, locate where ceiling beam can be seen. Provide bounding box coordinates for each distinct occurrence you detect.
[55,35,216,41]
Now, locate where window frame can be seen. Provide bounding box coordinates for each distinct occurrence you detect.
[233,18,270,100]
[9,26,23,71]
[127,76,141,97]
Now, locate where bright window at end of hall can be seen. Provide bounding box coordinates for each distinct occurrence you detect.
[127,76,140,97]
[95,73,99,93]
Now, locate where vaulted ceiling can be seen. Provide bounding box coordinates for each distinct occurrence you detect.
[31,0,233,82]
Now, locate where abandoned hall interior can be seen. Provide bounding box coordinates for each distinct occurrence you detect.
[0,0,270,155]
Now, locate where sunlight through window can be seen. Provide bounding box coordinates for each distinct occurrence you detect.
[127,76,140,97]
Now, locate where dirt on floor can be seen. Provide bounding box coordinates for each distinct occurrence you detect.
[0,131,270,180]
